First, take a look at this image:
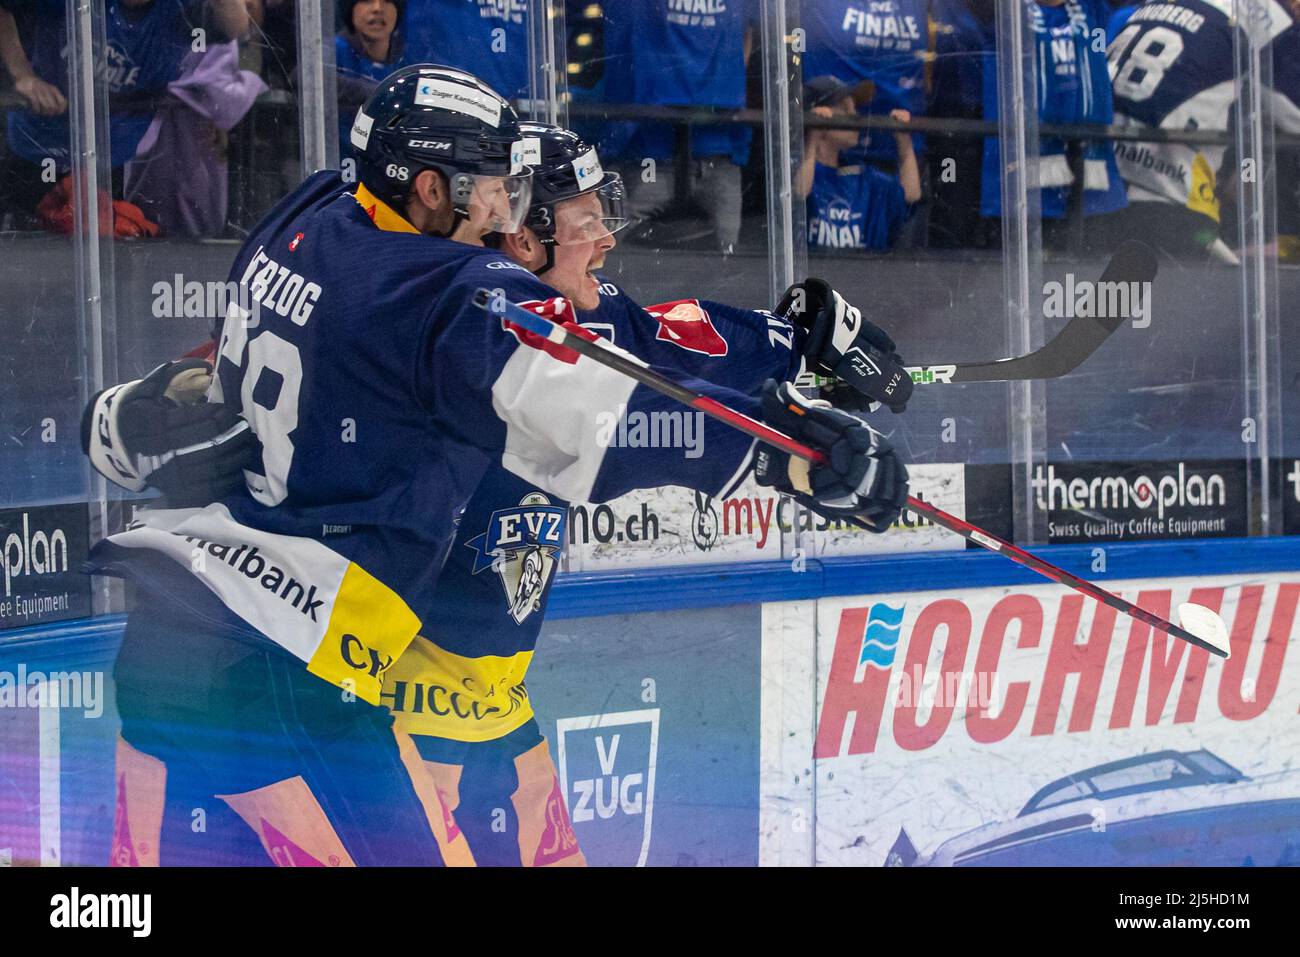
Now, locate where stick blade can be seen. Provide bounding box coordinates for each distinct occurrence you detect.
[1178,602,1231,658]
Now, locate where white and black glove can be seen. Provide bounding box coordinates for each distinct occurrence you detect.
[777,277,912,414]
[81,358,258,507]
[753,380,909,530]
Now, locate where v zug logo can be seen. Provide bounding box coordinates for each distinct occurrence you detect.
[555,709,659,867]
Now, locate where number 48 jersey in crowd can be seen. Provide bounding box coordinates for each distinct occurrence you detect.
[1107,0,1295,220]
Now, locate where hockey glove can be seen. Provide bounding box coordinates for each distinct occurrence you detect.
[753,380,909,530]
[81,359,258,506]
[776,277,912,413]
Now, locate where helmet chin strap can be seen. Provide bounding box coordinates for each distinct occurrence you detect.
[534,240,557,276]
[434,207,470,240]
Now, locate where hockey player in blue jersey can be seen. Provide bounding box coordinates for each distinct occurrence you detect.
[387,121,892,865]
[1100,0,1298,260]
[84,64,911,866]
[87,118,910,866]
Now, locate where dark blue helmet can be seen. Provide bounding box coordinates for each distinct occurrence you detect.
[350,64,528,216]
[515,122,627,246]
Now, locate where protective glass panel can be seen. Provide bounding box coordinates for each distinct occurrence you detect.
[1036,0,1258,547]
[108,0,307,396]
[559,0,785,571]
[1262,5,1299,537]
[794,0,1022,564]
[0,1,84,512]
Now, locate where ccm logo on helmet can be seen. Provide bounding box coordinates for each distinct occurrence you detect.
[407,139,453,152]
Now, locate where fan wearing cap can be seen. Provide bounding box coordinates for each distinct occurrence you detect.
[797,75,921,251]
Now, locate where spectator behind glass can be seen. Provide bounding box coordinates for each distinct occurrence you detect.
[599,0,755,254]
[798,75,920,252]
[1103,0,1297,262]
[122,38,268,237]
[978,0,1127,233]
[0,0,248,228]
[402,0,528,102]
[245,0,298,92]
[336,0,408,161]
[1265,17,1300,260]
[800,0,929,164]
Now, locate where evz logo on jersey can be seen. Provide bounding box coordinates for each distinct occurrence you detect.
[464,493,566,624]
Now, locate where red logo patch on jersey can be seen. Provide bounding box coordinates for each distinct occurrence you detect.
[289,232,304,251]
[437,788,461,843]
[501,299,599,365]
[647,299,729,357]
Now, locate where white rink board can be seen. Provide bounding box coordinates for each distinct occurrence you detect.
[569,464,967,572]
[760,572,1300,866]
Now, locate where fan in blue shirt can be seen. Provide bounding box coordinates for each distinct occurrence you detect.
[598,0,757,252]
[800,0,930,164]
[335,0,410,161]
[798,76,920,251]
[1,0,247,170]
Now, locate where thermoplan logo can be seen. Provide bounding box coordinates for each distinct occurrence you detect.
[1,512,68,598]
[555,709,659,867]
[1029,461,1244,542]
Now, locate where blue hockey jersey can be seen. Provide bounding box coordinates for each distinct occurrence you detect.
[981,0,1128,219]
[1108,0,1294,217]
[387,280,802,742]
[89,171,782,706]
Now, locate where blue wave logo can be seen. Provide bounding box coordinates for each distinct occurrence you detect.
[859,602,905,669]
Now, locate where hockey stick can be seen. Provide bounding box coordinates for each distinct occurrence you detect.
[903,239,1158,385]
[476,287,1230,659]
